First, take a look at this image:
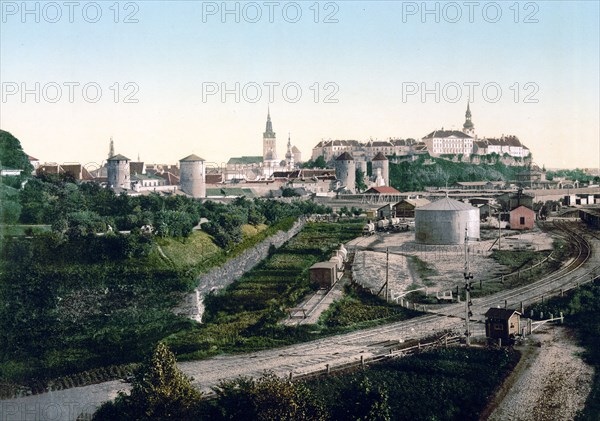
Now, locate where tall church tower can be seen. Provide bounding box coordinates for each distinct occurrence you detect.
[285,133,294,169]
[463,102,475,137]
[263,107,277,163]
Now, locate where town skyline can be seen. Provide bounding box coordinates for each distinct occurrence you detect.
[1,1,598,169]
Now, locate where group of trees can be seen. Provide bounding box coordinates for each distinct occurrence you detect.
[94,342,388,421]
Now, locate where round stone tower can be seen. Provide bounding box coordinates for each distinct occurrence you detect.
[107,154,131,191]
[371,152,389,186]
[335,152,355,193]
[179,154,206,198]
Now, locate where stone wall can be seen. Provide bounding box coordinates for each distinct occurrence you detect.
[174,217,307,322]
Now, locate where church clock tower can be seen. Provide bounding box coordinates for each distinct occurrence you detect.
[463,102,475,137]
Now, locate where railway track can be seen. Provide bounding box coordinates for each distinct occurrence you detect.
[3,220,598,420]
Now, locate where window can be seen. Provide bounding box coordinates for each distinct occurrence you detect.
[520,216,525,225]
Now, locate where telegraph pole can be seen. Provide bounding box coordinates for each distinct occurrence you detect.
[385,247,389,301]
[464,228,474,346]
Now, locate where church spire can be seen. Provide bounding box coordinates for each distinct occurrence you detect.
[264,107,275,138]
[463,101,474,135]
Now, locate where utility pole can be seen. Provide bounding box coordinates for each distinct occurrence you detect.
[464,228,474,346]
[385,247,389,301]
[498,209,501,250]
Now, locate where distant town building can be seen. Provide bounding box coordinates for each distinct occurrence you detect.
[422,130,474,157]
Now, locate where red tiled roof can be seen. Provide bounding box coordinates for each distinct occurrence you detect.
[365,186,401,194]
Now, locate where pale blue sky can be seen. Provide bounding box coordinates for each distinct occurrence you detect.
[1,1,598,169]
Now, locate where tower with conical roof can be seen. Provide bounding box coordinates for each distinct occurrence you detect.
[335,152,356,193]
[463,102,475,137]
[371,152,389,186]
[179,154,206,198]
[263,107,277,165]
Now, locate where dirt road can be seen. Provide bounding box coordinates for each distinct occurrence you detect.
[485,326,594,421]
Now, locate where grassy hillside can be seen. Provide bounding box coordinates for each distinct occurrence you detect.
[389,156,527,191]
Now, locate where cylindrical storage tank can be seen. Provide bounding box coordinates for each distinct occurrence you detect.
[371,152,389,186]
[179,154,206,198]
[335,152,355,193]
[415,197,480,245]
[107,154,131,191]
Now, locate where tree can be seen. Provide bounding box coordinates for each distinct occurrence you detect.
[212,372,326,421]
[332,374,391,421]
[94,343,203,420]
[0,130,34,174]
[355,168,367,192]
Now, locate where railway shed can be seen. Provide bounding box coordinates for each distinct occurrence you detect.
[485,308,521,343]
[509,205,536,230]
[580,208,600,229]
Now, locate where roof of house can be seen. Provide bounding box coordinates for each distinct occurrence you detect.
[336,152,354,161]
[510,205,535,213]
[395,198,431,208]
[180,154,205,162]
[156,172,180,185]
[205,174,223,184]
[27,154,39,161]
[130,162,144,175]
[365,186,401,195]
[423,130,473,139]
[369,141,393,147]
[372,152,388,161]
[484,308,521,320]
[418,197,475,211]
[108,154,130,161]
[292,146,301,153]
[227,156,263,165]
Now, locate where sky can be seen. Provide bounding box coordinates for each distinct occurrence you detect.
[1,0,599,170]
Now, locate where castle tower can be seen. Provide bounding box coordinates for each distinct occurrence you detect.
[335,152,356,193]
[179,154,206,198]
[107,154,131,191]
[463,102,475,137]
[371,152,389,186]
[263,107,277,164]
